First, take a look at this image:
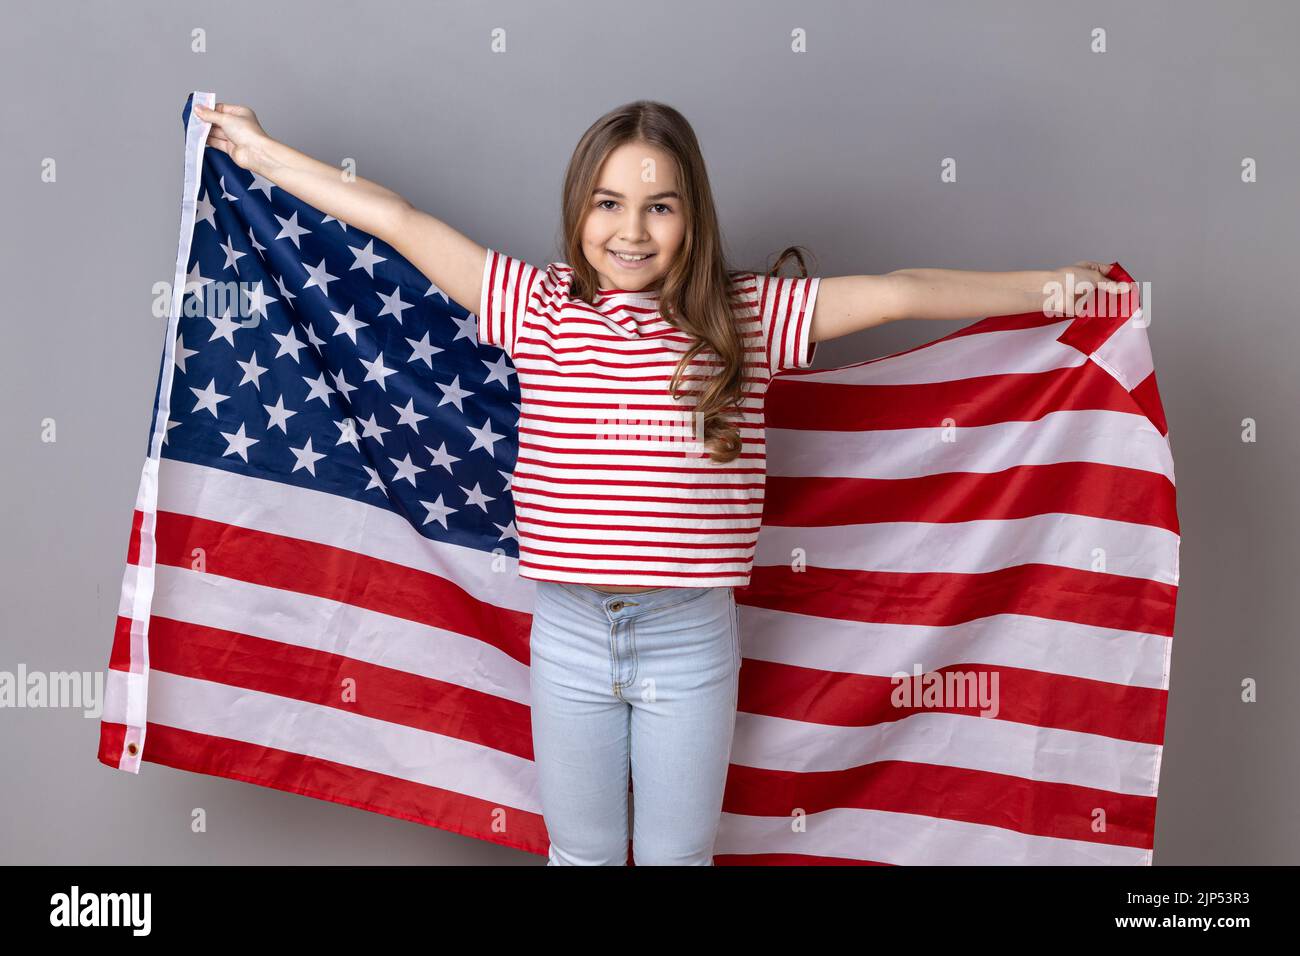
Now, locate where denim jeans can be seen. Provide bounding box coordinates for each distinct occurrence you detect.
[528,580,741,865]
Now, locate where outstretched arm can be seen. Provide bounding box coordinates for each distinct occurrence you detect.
[809,261,1133,343]
[195,101,487,315]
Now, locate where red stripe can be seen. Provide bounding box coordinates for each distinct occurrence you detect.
[723,755,1158,849]
[151,511,532,664]
[764,461,1179,535]
[99,722,548,857]
[741,563,1178,637]
[144,615,534,759]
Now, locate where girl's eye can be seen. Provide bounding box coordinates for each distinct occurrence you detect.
[597,199,618,210]
[650,203,672,214]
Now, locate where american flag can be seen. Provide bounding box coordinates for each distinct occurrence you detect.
[99,91,1179,865]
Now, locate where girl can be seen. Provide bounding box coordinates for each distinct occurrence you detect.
[194,98,1129,866]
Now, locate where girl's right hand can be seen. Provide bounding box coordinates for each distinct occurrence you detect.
[193,102,272,172]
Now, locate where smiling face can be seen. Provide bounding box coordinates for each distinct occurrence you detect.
[580,139,687,292]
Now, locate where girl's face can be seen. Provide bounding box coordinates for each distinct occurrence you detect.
[580,140,686,292]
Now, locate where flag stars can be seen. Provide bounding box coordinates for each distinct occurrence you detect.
[360,352,398,390]
[302,372,334,406]
[329,367,359,402]
[237,350,269,389]
[391,397,427,431]
[435,375,472,412]
[357,412,391,445]
[207,305,242,346]
[271,327,309,363]
[190,378,230,417]
[274,210,311,248]
[289,436,327,475]
[330,305,369,344]
[419,494,457,529]
[362,465,389,496]
[303,258,339,297]
[481,353,517,387]
[219,234,247,272]
[388,452,426,486]
[174,334,199,373]
[466,417,506,457]
[243,281,278,323]
[247,170,276,199]
[220,422,259,462]
[349,239,386,278]
[262,395,297,433]
[195,190,217,230]
[405,331,444,368]
[451,313,477,343]
[376,285,413,323]
[334,418,363,450]
[460,482,496,512]
[425,442,460,474]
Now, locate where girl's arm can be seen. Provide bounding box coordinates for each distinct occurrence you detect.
[809,262,1133,343]
[195,102,486,315]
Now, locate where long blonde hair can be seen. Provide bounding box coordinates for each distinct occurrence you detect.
[559,100,814,464]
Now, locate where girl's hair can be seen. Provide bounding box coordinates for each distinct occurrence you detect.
[559,100,815,465]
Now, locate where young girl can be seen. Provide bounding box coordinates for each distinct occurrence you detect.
[194,98,1129,866]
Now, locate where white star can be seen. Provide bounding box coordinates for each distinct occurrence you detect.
[375,285,413,323]
[237,350,269,389]
[359,352,398,390]
[425,280,450,303]
[262,395,297,433]
[405,331,444,368]
[195,189,217,230]
[207,305,241,346]
[498,468,515,492]
[460,482,496,512]
[466,417,506,456]
[301,371,334,406]
[274,211,311,248]
[219,234,247,272]
[357,412,391,444]
[190,378,230,417]
[272,327,309,363]
[330,305,369,343]
[248,171,276,199]
[289,436,327,475]
[247,226,265,254]
[426,442,461,474]
[482,353,517,387]
[451,313,478,343]
[390,398,428,431]
[362,465,388,496]
[220,422,259,462]
[273,271,296,303]
[435,374,472,412]
[321,214,348,231]
[419,494,457,529]
[174,334,199,374]
[388,452,426,486]
[243,281,278,323]
[349,239,386,278]
[493,519,519,543]
[303,257,339,296]
[160,418,181,446]
[304,322,327,349]
[334,418,362,450]
[183,260,214,299]
[329,367,359,402]
[219,175,239,202]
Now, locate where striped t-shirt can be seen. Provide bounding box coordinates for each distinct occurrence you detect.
[478,248,820,588]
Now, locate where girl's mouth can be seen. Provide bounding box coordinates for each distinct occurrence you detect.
[608,249,656,270]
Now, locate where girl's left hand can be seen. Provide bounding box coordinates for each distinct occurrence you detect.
[1056,261,1133,315]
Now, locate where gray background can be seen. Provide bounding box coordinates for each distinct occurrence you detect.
[2,0,1296,865]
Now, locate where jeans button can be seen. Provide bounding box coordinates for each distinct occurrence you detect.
[609,600,625,612]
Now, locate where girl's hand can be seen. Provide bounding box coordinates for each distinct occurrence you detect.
[1056,260,1133,316]
[193,102,273,172]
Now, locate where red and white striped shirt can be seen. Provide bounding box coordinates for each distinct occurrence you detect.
[478,248,820,587]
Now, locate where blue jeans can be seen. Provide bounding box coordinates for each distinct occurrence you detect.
[528,580,741,865]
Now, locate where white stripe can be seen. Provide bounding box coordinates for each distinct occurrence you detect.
[755,512,1180,585]
[793,319,1081,385]
[768,408,1175,481]
[146,670,542,814]
[147,564,532,704]
[155,458,536,611]
[715,805,1150,865]
[731,707,1160,796]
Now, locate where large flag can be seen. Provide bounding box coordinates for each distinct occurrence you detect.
[99,92,1179,865]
